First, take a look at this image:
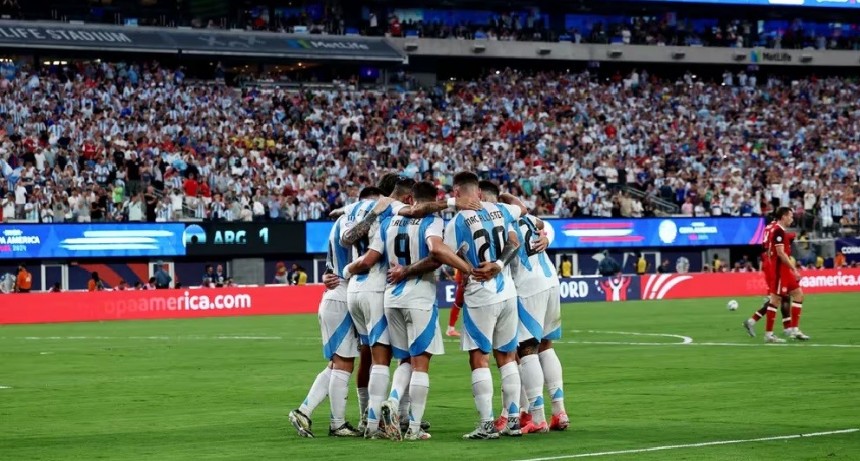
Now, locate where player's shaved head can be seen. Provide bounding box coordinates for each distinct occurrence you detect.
[412,181,438,203]
[378,173,400,197]
[478,180,500,202]
[359,186,384,200]
[393,178,416,201]
[775,206,793,220]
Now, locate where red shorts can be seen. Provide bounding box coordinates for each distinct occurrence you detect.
[775,267,800,295]
[761,260,777,295]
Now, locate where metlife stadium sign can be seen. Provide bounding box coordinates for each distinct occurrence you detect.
[0,20,405,62]
[0,224,185,259]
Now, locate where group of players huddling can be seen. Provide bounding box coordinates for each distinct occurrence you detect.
[288,172,569,440]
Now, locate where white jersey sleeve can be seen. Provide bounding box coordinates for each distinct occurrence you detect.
[348,219,389,293]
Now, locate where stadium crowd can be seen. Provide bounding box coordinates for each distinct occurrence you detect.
[0,61,858,233]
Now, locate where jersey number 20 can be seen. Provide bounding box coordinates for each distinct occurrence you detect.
[473,226,505,263]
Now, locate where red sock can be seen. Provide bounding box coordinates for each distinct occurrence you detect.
[765,304,777,334]
[448,305,461,328]
[791,302,802,329]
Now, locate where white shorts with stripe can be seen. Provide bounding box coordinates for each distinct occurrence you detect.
[461,298,518,354]
[517,285,562,342]
[319,299,359,360]
[347,290,389,347]
[385,305,445,360]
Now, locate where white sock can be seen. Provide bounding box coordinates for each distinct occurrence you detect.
[499,362,521,422]
[520,354,546,425]
[519,374,529,414]
[299,366,331,416]
[471,367,494,423]
[366,365,390,432]
[329,369,351,429]
[389,362,412,407]
[357,387,369,420]
[399,389,410,422]
[539,349,566,415]
[407,371,429,433]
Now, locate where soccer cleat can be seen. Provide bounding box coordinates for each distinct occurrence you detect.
[401,419,431,433]
[288,409,314,438]
[357,409,368,434]
[329,422,362,437]
[550,412,570,431]
[493,415,508,433]
[520,412,533,428]
[500,416,523,437]
[521,421,549,434]
[764,335,787,344]
[446,326,461,337]
[791,330,811,341]
[364,429,386,440]
[783,328,794,338]
[403,428,432,440]
[743,319,756,338]
[463,421,500,440]
[380,401,402,441]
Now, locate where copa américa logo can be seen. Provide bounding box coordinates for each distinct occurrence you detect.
[183,225,207,247]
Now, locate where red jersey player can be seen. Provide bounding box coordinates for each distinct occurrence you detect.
[766,207,810,342]
[743,219,793,339]
[446,269,465,337]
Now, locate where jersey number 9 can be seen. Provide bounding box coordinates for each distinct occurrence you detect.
[394,233,412,266]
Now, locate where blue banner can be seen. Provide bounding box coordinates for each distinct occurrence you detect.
[306,222,334,254]
[836,238,860,264]
[0,224,186,259]
[546,217,765,250]
[626,0,860,8]
[434,276,640,307]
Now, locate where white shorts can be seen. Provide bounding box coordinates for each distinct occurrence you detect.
[518,286,562,342]
[319,299,359,360]
[385,305,445,360]
[347,290,388,346]
[461,298,518,354]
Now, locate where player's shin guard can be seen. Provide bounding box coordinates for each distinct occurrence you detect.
[764,304,778,334]
[519,354,546,425]
[791,302,803,329]
[357,387,369,421]
[471,367,494,423]
[329,369,351,430]
[408,372,429,433]
[539,349,566,415]
[499,362,521,421]
[367,365,390,433]
[389,362,412,408]
[299,366,332,416]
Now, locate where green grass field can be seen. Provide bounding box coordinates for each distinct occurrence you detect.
[2,293,859,461]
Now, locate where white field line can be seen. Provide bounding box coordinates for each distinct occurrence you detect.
[511,428,859,461]
[0,385,11,389]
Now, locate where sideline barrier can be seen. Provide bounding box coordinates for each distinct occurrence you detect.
[2,269,858,325]
[641,268,860,300]
[0,285,324,325]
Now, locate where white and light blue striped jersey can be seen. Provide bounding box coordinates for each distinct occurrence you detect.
[378,214,444,309]
[443,202,522,307]
[510,215,559,298]
[322,215,351,302]
[343,199,407,293]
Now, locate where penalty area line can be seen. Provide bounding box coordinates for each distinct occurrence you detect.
[511,428,859,461]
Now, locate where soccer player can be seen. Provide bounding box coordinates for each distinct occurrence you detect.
[744,217,793,338]
[765,207,810,342]
[288,192,377,438]
[341,177,481,438]
[447,270,465,337]
[479,181,567,434]
[444,172,527,440]
[366,181,463,440]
